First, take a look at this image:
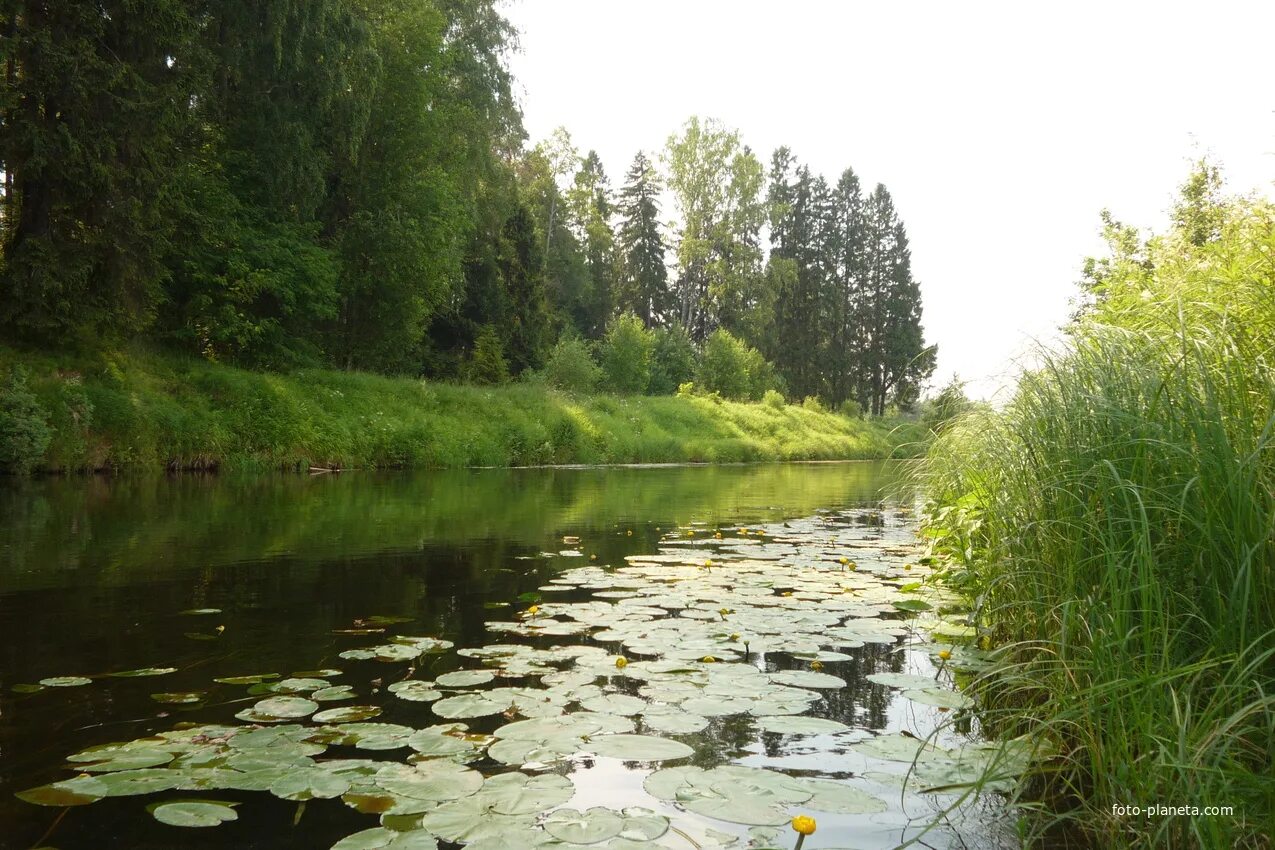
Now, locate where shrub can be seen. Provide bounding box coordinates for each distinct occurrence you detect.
[598,313,653,394]
[696,329,750,399]
[543,335,602,393]
[465,325,509,385]
[649,323,697,395]
[697,329,778,401]
[762,389,785,409]
[0,367,53,474]
[800,395,826,413]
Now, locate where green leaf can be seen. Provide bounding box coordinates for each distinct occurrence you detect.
[586,734,694,761]
[542,807,623,844]
[149,799,239,827]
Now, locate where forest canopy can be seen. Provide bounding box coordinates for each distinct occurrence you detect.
[0,0,934,410]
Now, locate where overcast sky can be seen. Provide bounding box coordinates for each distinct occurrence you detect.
[503,1,1275,399]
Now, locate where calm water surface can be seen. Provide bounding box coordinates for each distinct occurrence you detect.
[0,462,1015,849]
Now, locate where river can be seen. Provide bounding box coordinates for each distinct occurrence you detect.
[0,462,1018,849]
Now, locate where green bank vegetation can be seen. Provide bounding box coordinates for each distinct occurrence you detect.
[923,166,1275,848]
[1,4,935,417]
[0,345,924,473]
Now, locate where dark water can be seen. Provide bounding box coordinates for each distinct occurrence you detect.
[0,462,1012,849]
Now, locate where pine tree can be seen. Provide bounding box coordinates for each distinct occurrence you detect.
[615,152,670,327]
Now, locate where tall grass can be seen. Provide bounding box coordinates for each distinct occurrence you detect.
[924,200,1275,847]
[0,345,924,472]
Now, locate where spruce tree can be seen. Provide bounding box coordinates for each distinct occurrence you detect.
[615,152,670,327]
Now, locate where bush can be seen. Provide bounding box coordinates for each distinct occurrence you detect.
[543,335,602,393]
[598,313,653,394]
[697,329,778,401]
[649,324,697,395]
[465,325,509,385]
[696,330,749,399]
[0,367,53,474]
[762,389,785,409]
[800,395,826,413]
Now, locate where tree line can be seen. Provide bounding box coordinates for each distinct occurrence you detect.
[1,1,934,411]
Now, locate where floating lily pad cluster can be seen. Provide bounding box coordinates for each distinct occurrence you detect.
[14,508,1035,849]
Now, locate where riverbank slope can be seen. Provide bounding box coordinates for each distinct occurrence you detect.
[0,346,924,472]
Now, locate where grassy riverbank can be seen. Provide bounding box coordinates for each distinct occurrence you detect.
[923,198,1274,847]
[0,346,923,473]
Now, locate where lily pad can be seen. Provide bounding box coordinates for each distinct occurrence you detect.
[473,771,573,815]
[152,691,206,705]
[641,711,709,735]
[866,672,936,689]
[314,685,358,702]
[150,799,239,827]
[15,776,108,806]
[543,807,623,844]
[94,769,182,796]
[387,680,442,702]
[766,670,846,689]
[421,796,537,844]
[850,732,945,763]
[108,667,178,678]
[39,676,92,687]
[270,768,351,801]
[214,673,279,685]
[313,705,383,724]
[586,734,694,761]
[902,687,975,709]
[431,692,513,719]
[250,696,319,719]
[332,827,439,850]
[797,777,887,814]
[580,693,646,716]
[435,669,495,687]
[374,761,483,802]
[755,715,850,735]
[74,748,175,772]
[406,725,484,759]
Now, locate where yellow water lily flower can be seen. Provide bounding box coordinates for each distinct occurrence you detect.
[810,660,824,671]
[938,649,952,661]
[626,529,633,536]
[729,633,740,641]
[838,557,849,565]
[526,605,540,615]
[904,564,913,571]
[614,656,628,668]
[714,531,723,539]
[792,814,816,835]
[590,554,597,560]
[701,655,716,663]
[703,559,713,568]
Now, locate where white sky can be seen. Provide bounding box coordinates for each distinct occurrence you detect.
[504,0,1275,399]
